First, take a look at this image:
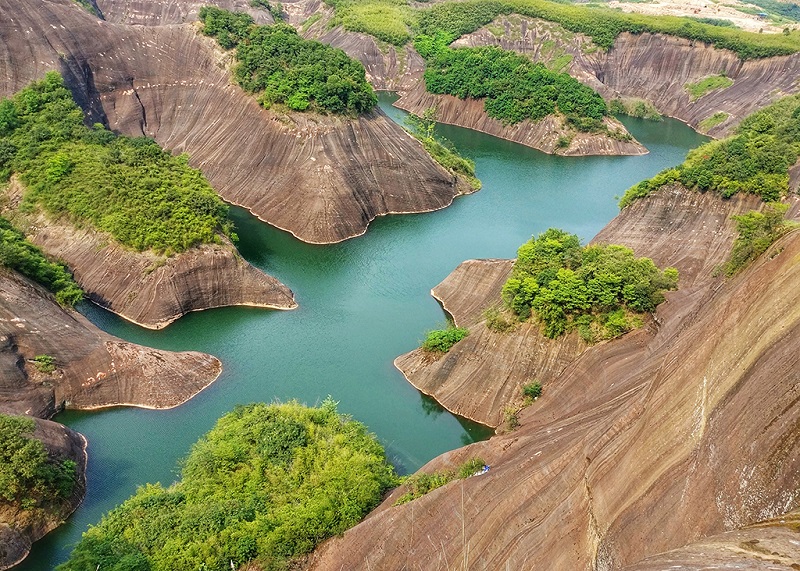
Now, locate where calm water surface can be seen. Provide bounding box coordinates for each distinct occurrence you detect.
[18,95,707,569]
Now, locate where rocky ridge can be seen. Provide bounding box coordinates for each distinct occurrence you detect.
[310,188,800,569]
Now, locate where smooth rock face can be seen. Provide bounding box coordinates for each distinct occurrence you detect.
[0,270,223,415]
[0,0,461,245]
[0,417,88,571]
[311,189,800,570]
[95,0,275,25]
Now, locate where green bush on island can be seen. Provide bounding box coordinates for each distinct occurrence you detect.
[423,45,607,129]
[199,7,377,115]
[58,400,399,571]
[0,413,78,511]
[422,326,469,352]
[501,228,678,340]
[0,72,233,255]
[620,94,800,208]
[0,216,83,307]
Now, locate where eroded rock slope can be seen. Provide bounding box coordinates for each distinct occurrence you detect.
[312,188,800,569]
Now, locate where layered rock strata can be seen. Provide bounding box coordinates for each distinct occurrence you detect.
[311,189,800,569]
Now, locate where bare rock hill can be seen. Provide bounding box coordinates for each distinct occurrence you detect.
[396,185,764,427]
[0,270,222,416]
[455,16,800,137]
[0,416,87,571]
[0,0,463,245]
[310,190,800,569]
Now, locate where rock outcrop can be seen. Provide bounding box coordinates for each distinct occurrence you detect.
[0,0,463,245]
[0,416,88,571]
[95,0,274,25]
[396,185,765,427]
[454,16,800,137]
[0,270,223,415]
[310,189,800,569]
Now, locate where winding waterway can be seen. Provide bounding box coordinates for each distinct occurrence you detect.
[17,95,707,569]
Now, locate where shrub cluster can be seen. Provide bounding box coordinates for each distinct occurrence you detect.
[0,216,83,306]
[724,203,792,276]
[200,7,377,115]
[501,228,678,339]
[421,326,469,352]
[0,73,233,255]
[620,95,800,207]
[394,457,485,505]
[59,400,399,571]
[0,413,78,511]
[423,45,607,128]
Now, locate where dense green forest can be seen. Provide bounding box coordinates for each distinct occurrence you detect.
[0,217,82,306]
[501,228,678,340]
[200,7,376,114]
[423,45,607,129]
[0,72,233,254]
[0,414,78,511]
[620,95,800,207]
[58,401,398,571]
[330,0,800,59]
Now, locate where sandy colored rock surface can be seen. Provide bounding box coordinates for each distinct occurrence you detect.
[0,0,462,245]
[0,416,87,571]
[0,270,223,415]
[311,192,800,570]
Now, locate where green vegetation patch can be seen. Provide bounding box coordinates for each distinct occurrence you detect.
[422,326,469,352]
[394,457,485,505]
[685,74,734,101]
[609,97,662,121]
[724,202,793,276]
[0,73,233,255]
[329,0,416,46]
[59,400,398,571]
[423,45,607,130]
[0,216,83,306]
[200,7,377,114]
[0,413,78,511]
[620,94,800,207]
[405,108,481,189]
[501,228,678,340]
[413,0,800,59]
[698,111,730,131]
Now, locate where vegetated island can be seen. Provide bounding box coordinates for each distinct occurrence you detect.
[0,72,297,329]
[57,400,399,571]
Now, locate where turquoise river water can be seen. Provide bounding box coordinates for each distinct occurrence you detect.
[17,94,707,569]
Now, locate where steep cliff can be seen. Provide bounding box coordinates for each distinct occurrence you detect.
[311,188,800,569]
[0,417,87,571]
[95,0,274,25]
[0,0,462,245]
[454,16,800,137]
[0,270,223,415]
[3,180,296,329]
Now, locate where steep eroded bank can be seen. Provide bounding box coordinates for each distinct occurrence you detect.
[311,189,800,569]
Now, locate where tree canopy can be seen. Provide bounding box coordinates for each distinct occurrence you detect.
[58,401,399,571]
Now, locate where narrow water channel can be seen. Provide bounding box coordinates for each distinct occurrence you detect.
[17,95,708,569]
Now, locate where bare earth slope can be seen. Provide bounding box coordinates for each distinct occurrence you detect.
[311,189,800,569]
[454,17,800,137]
[0,417,87,571]
[0,0,463,245]
[0,270,223,417]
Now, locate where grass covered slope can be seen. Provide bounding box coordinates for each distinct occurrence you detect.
[58,401,398,571]
[501,228,678,340]
[0,72,233,255]
[0,216,82,307]
[621,95,800,207]
[200,7,377,114]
